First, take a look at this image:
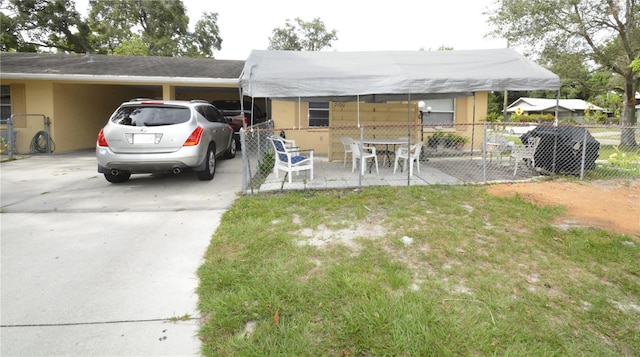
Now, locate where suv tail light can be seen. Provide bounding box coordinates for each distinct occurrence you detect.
[183,126,203,146]
[244,116,249,126]
[97,129,108,147]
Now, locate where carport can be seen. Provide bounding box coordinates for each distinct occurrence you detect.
[0,52,245,153]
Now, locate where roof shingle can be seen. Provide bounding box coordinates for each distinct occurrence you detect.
[0,52,245,79]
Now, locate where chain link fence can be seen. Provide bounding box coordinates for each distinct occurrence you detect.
[239,122,640,195]
[1,114,53,161]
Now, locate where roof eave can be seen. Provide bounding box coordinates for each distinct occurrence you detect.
[0,73,239,86]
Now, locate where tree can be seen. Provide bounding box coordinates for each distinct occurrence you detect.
[1,0,91,53]
[487,0,639,146]
[185,12,223,58]
[1,0,222,57]
[88,0,191,56]
[268,17,337,51]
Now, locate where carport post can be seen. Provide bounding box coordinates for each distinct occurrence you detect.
[44,116,52,154]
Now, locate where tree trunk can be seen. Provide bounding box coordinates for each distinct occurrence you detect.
[620,72,638,147]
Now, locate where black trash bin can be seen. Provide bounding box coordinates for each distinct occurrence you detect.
[522,126,600,175]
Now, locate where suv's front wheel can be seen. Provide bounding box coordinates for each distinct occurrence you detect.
[224,137,237,159]
[197,144,216,180]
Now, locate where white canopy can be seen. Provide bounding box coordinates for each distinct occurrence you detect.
[240,49,560,101]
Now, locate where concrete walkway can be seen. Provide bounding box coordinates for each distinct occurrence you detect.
[1,150,242,356]
[255,150,548,193]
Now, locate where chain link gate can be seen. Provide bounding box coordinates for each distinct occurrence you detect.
[1,114,53,161]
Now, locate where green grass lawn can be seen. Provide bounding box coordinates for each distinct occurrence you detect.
[197,185,639,356]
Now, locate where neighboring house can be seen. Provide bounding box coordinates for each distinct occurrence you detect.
[506,97,606,121]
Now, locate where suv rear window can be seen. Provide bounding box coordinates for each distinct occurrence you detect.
[111,106,191,126]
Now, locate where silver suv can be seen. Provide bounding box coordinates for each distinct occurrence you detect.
[96,99,236,183]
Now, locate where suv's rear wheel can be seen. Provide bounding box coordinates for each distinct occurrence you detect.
[197,144,216,180]
[104,171,131,183]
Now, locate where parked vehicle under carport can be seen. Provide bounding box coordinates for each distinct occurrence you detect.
[96,99,236,183]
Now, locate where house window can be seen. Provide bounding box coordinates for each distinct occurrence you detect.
[421,98,455,128]
[1,85,10,121]
[308,102,329,127]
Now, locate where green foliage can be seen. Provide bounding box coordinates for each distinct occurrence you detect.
[592,92,623,120]
[606,146,640,172]
[583,105,609,124]
[2,0,91,53]
[259,149,275,177]
[630,57,640,73]
[487,0,639,130]
[89,0,192,57]
[510,113,555,123]
[0,137,8,154]
[484,112,504,123]
[445,133,468,147]
[268,17,338,51]
[1,0,222,58]
[111,35,148,56]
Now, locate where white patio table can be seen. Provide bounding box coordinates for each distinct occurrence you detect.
[362,138,409,167]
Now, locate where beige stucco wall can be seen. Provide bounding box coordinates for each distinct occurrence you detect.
[270,92,489,160]
[52,83,150,152]
[1,74,488,155]
[14,80,54,154]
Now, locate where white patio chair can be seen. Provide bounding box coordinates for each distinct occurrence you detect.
[340,137,355,167]
[269,136,314,183]
[511,136,541,175]
[485,134,512,162]
[394,142,423,176]
[350,141,379,175]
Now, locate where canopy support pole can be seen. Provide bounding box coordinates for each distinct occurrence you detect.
[357,95,360,128]
[406,93,412,186]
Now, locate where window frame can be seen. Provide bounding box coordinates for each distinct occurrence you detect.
[308,102,329,127]
[421,98,456,128]
[1,85,10,121]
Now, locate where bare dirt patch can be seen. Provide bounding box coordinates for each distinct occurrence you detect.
[486,179,640,238]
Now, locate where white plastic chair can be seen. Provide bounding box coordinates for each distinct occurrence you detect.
[340,137,355,167]
[394,142,423,176]
[350,141,379,175]
[269,136,314,183]
[511,137,541,175]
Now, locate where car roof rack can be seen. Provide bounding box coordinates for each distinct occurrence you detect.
[190,99,209,104]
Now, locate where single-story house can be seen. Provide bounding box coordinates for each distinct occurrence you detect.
[1,49,560,156]
[506,97,606,120]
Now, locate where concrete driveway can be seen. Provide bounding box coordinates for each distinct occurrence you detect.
[1,150,241,356]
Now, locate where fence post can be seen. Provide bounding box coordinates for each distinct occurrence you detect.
[6,115,15,160]
[240,128,248,195]
[482,123,487,183]
[579,126,588,180]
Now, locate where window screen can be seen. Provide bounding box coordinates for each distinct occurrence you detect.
[308,102,329,127]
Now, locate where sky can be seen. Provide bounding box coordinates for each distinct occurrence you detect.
[74,0,507,60]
